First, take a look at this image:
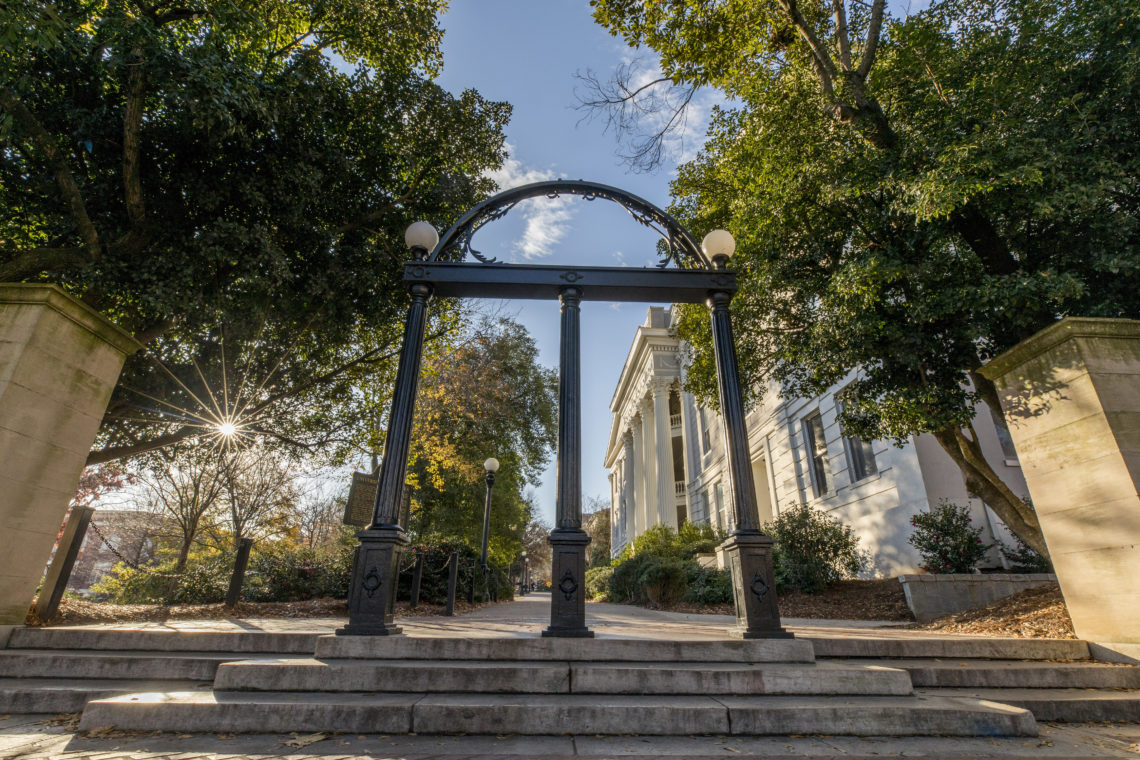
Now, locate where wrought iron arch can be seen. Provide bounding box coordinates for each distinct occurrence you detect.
[429,180,712,269]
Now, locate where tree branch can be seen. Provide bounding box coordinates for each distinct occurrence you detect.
[0,87,102,267]
[120,45,150,252]
[856,0,886,78]
[834,0,853,71]
[86,425,196,466]
[777,0,839,91]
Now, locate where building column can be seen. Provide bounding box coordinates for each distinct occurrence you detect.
[652,379,677,530]
[622,431,635,545]
[640,396,657,534]
[629,416,644,540]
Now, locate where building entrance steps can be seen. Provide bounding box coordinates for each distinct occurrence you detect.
[4,596,1139,732]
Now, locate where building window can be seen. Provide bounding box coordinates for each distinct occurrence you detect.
[802,412,833,497]
[699,407,712,454]
[837,400,877,482]
[991,408,1018,462]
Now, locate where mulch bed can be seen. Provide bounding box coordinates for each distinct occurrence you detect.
[649,579,915,621]
[26,596,489,627]
[910,583,1076,639]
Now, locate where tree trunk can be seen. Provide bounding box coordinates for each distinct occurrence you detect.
[174,536,192,572]
[931,427,1049,558]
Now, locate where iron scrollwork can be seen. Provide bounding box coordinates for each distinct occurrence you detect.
[362,565,383,598]
[749,571,770,602]
[430,180,712,270]
[558,569,579,601]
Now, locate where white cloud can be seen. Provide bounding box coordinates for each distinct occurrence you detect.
[485,147,576,260]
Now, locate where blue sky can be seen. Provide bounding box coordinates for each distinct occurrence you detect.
[432,2,721,527]
[429,1,928,527]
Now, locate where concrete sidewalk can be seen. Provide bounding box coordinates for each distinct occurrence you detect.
[45,592,943,641]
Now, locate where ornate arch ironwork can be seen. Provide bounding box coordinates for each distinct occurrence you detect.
[429,180,712,269]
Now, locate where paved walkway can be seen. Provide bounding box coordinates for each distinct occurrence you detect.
[50,592,945,641]
[7,595,1137,759]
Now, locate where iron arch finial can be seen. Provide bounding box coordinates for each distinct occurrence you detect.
[428,180,712,269]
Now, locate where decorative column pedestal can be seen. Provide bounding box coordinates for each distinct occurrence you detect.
[0,284,137,625]
[339,527,408,636]
[721,532,792,639]
[543,529,593,638]
[980,317,1140,660]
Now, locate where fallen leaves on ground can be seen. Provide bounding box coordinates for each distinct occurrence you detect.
[29,596,495,626]
[911,583,1076,639]
[282,732,329,748]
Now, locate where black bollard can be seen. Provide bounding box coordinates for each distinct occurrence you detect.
[225,537,254,607]
[35,506,94,623]
[445,551,458,616]
[409,553,423,608]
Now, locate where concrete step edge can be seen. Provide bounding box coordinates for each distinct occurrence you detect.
[78,691,1037,737]
[6,629,320,653]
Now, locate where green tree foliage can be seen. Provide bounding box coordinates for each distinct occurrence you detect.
[591,0,1140,557]
[908,501,992,574]
[764,504,868,593]
[1,0,510,463]
[405,317,558,567]
[607,522,732,605]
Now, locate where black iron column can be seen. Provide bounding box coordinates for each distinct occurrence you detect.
[708,289,791,639]
[543,285,593,638]
[338,281,433,636]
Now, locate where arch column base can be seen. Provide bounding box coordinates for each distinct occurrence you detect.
[542,529,594,638]
[337,527,408,637]
[721,531,793,640]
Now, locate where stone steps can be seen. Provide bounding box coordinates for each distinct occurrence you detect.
[78,691,1038,737]
[214,658,913,696]
[0,649,296,681]
[917,688,1140,723]
[830,658,1140,689]
[805,636,1089,660]
[6,628,319,653]
[0,678,207,714]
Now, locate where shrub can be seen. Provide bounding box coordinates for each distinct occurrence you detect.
[396,541,487,604]
[909,501,992,574]
[764,504,868,593]
[635,555,688,604]
[681,563,733,606]
[629,524,684,558]
[609,553,652,602]
[998,535,1052,573]
[585,566,613,601]
[90,549,231,604]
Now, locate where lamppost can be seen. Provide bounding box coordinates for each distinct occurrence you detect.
[702,229,791,639]
[480,457,499,601]
[337,221,438,637]
[519,550,527,596]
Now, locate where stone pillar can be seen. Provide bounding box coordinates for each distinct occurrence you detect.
[338,282,433,636]
[629,416,644,540]
[544,286,592,638]
[0,284,138,625]
[652,379,677,530]
[640,396,657,533]
[979,317,1140,656]
[708,289,790,639]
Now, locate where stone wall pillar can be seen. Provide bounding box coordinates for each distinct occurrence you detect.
[0,284,137,625]
[980,317,1140,656]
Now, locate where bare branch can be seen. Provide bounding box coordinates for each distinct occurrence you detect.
[574,60,699,173]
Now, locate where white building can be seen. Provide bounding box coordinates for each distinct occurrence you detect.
[604,307,1030,576]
